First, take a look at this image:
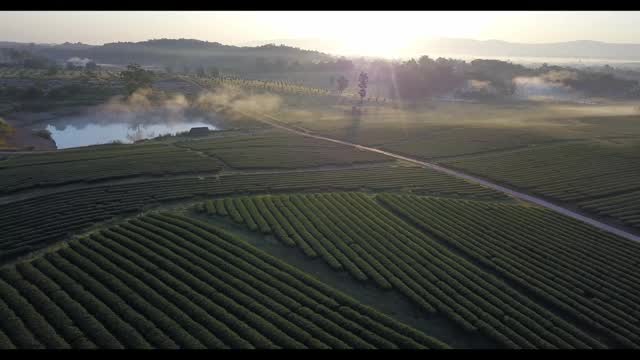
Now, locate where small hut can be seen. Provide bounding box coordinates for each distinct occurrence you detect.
[188,127,209,137]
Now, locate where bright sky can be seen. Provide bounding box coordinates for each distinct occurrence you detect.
[1,11,640,57]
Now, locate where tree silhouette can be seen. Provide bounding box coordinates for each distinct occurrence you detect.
[337,75,349,95]
[85,61,98,72]
[358,72,369,105]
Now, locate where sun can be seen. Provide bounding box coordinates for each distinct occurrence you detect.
[335,25,413,59]
[305,11,498,59]
[338,34,409,58]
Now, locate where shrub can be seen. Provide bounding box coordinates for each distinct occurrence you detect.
[215,199,228,216]
[32,129,52,140]
[205,200,215,215]
[0,274,68,348]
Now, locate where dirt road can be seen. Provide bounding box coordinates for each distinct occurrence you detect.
[255,113,640,244]
[176,77,640,244]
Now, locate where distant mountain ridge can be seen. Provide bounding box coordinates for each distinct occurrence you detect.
[0,38,335,70]
[415,38,640,60]
[4,37,640,66]
[0,38,328,55]
[242,37,640,61]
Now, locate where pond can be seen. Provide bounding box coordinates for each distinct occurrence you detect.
[41,108,221,149]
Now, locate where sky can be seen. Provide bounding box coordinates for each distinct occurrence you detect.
[1,11,640,57]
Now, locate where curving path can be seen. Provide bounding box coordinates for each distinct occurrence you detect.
[255,113,640,244]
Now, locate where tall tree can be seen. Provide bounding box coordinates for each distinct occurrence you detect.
[358,72,369,105]
[336,75,349,95]
[208,66,220,78]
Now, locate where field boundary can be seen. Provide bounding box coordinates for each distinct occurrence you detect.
[244,112,640,244]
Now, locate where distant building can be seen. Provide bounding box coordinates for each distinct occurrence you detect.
[188,127,209,137]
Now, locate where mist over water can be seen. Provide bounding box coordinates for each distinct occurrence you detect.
[46,120,216,149]
[43,88,218,149]
[42,85,283,149]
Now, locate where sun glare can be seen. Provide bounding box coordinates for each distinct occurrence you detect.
[321,11,495,59]
[338,32,409,58]
[335,24,413,58]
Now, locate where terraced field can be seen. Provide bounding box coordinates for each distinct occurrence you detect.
[2,107,639,350]
[377,127,558,160]
[0,213,448,349]
[380,194,640,348]
[580,190,640,229]
[271,101,575,159]
[197,192,638,349]
[191,76,333,98]
[178,130,390,169]
[0,165,505,264]
[443,139,640,230]
[0,143,223,194]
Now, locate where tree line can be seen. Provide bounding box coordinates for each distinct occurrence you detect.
[343,57,640,101]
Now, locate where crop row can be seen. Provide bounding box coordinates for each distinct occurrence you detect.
[377,127,556,160]
[0,144,223,194]
[578,189,640,230]
[0,165,504,263]
[0,143,178,169]
[443,140,640,228]
[191,76,333,98]
[0,213,447,348]
[200,192,607,349]
[379,194,640,348]
[177,130,390,169]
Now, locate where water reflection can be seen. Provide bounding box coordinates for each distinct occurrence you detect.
[45,118,217,149]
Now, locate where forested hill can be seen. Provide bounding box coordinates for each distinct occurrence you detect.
[29,38,334,69]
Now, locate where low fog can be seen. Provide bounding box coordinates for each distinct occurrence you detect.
[513,76,580,102]
[66,57,94,67]
[50,85,284,132]
[192,84,282,118]
[513,70,598,104]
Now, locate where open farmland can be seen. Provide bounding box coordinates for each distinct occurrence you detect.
[2,41,640,350]
[271,100,640,159]
[0,212,448,349]
[177,129,391,169]
[1,97,640,348]
[260,93,640,235]
[0,163,506,264]
[443,138,640,230]
[5,9,640,351]
[0,128,390,195]
[197,192,640,349]
[0,143,224,194]
[379,194,640,348]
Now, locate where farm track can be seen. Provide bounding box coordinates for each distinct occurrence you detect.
[248,113,640,244]
[5,75,638,243]
[0,163,393,206]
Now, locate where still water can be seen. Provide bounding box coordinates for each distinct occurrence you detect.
[43,111,219,149]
